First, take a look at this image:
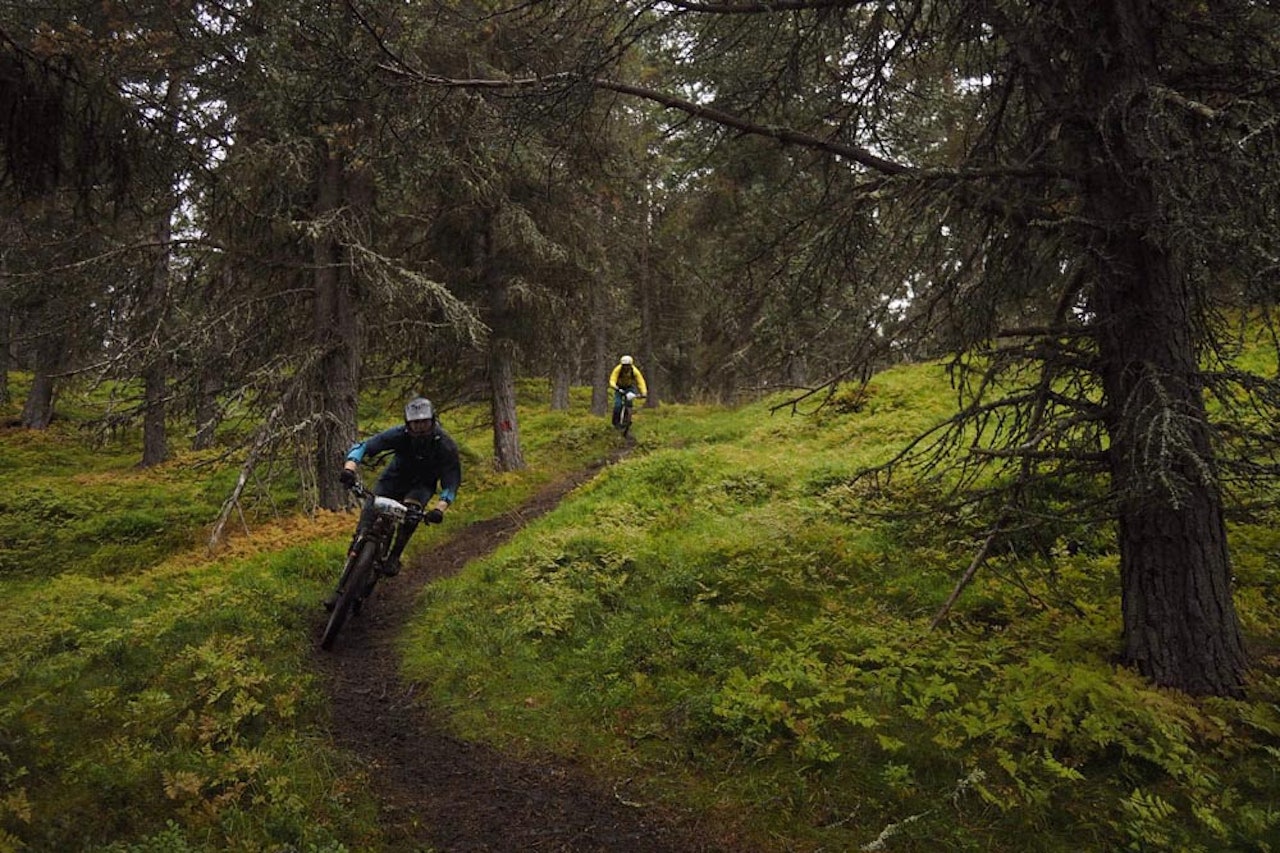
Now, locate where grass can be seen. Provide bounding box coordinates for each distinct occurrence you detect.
[1,366,1279,851]
[400,366,1280,852]
[0,377,622,851]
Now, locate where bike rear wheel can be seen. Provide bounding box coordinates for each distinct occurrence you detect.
[321,540,378,650]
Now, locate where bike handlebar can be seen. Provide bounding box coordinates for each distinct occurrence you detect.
[345,479,425,524]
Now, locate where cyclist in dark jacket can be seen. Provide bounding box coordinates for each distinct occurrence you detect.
[324,396,461,609]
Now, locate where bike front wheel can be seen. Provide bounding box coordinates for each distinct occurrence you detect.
[321,540,378,650]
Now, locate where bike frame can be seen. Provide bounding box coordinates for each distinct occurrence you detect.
[320,480,409,650]
[619,392,645,437]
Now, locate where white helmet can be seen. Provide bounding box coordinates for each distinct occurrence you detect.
[404,396,435,423]
[620,355,633,365]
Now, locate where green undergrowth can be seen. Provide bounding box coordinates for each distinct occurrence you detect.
[0,380,625,851]
[3,368,1280,851]
[402,364,1280,852]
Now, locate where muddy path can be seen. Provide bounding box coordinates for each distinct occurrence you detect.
[313,452,744,852]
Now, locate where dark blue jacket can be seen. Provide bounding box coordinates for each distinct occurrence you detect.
[346,422,461,503]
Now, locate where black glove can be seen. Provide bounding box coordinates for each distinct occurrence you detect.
[339,468,356,488]
[425,508,444,524]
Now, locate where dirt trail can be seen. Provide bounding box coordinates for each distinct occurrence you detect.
[314,453,741,852]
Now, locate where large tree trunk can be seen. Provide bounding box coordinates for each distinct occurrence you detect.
[21,321,60,429]
[637,185,659,410]
[140,76,183,468]
[192,367,221,451]
[0,300,10,407]
[551,356,571,411]
[1078,0,1246,698]
[590,279,610,417]
[193,269,233,451]
[313,149,359,510]
[141,361,168,466]
[140,205,175,467]
[489,337,525,471]
[1094,236,1246,697]
[479,212,526,471]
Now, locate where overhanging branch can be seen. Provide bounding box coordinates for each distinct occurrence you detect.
[375,63,913,176]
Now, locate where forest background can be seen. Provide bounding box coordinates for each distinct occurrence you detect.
[2,0,1280,849]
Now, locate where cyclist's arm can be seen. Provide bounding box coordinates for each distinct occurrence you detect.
[634,369,648,396]
[608,363,622,391]
[434,441,462,513]
[345,426,401,466]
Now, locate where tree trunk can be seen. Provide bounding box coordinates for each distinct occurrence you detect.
[637,182,659,410]
[21,321,60,429]
[490,337,525,470]
[140,203,175,467]
[139,75,184,467]
[478,211,526,471]
[590,280,610,417]
[551,357,571,410]
[192,367,221,451]
[313,149,360,510]
[0,300,10,407]
[1094,236,1246,697]
[141,361,168,466]
[1078,0,1246,697]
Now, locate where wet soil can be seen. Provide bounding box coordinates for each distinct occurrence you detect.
[314,452,745,852]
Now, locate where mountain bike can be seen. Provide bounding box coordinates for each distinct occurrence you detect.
[618,391,646,438]
[320,478,414,651]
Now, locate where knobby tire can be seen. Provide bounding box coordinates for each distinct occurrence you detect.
[321,540,378,650]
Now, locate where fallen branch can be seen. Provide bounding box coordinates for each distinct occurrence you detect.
[208,398,286,551]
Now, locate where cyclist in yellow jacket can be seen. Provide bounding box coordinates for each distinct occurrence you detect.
[608,355,648,428]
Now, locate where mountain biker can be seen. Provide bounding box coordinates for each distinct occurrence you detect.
[324,396,461,610]
[608,355,648,429]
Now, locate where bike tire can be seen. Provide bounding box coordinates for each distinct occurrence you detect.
[621,405,632,437]
[320,540,378,650]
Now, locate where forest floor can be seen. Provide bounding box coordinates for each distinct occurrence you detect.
[313,448,748,852]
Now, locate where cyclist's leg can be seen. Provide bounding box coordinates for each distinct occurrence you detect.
[384,483,431,572]
[612,389,624,426]
[332,468,405,590]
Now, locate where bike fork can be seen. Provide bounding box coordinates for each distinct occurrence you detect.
[335,536,362,590]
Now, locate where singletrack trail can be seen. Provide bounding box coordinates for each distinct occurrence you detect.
[314,452,745,852]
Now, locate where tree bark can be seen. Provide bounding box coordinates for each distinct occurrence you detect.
[1094,235,1246,696]
[479,212,526,471]
[313,149,360,510]
[637,183,659,410]
[141,360,168,466]
[551,357,571,410]
[0,300,10,407]
[590,278,610,417]
[20,319,60,429]
[1081,0,1246,696]
[140,206,174,467]
[140,74,183,467]
[192,368,222,451]
[489,336,525,470]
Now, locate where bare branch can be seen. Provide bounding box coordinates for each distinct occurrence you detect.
[662,0,879,14]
